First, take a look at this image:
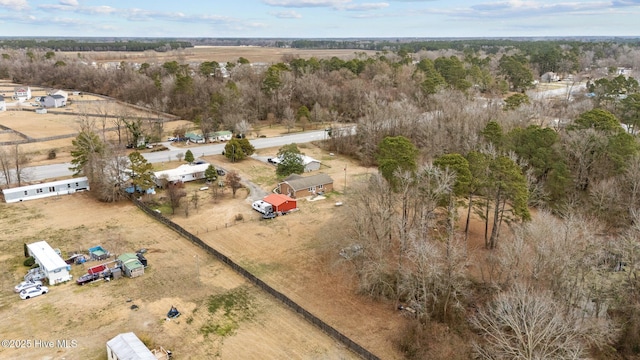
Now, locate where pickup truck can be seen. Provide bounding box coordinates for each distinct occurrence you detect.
[76,273,100,285]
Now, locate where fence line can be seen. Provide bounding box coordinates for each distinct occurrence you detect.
[130,197,380,360]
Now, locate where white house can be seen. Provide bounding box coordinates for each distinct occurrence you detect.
[106,333,156,360]
[270,154,321,172]
[2,177,90,203]
[52,89,68,101]
[41,94,66,108]
[14,86,31,101]
[26,240,71,285]
[153,163,210,186]
[0,95,5,111]
[208,130,232,142]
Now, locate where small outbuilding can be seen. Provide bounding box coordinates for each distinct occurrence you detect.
[118,253,145,278]
[106,332,156,360]
[263,193,297,213]
[0,95,6,111]
[278,173,334,199]
[27,240,72,285]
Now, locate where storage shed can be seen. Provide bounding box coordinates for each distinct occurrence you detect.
[27,240,72,285]
[118,253,145,278]
[2,177,89,203]
[106,332,156,360]
[263,193,297,213]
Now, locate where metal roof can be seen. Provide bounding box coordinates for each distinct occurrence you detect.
[27,241,68,272]
[118,253,144,271]
[2,177,88,195]
[106,332,156,360]
[264,193,295,206]
[153,163,210,183]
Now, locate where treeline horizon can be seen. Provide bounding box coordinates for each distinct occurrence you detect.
[1,36,639,53]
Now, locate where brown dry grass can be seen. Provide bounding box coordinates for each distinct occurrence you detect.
[58,46,377,65]
[0,191,363,360]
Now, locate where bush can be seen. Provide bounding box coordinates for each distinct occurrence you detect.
[23,256,35,267]
[235,213,244,221]
[47,149,57,159]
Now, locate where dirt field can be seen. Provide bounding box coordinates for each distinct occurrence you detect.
[58,46,377,65]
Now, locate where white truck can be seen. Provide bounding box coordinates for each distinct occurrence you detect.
[252,200,273,215]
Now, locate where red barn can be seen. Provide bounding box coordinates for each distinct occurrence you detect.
[263,194,297,213]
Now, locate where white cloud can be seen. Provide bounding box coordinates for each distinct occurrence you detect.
[60,0,79,6]
[0,0,29,11]
[272,10,303,18]
[343,2,389,10]
[263,0,352,7]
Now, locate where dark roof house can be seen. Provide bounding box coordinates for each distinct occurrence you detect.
[278,173,334,199]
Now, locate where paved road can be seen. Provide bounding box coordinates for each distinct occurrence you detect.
[24,129,330,182]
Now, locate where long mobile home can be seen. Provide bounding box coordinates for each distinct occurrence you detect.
[2,177,89,203]
[27,241,72,285]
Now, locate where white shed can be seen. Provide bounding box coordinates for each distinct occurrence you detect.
[301,155,321,172]
[106,333,156,360]
[26,241,71,285]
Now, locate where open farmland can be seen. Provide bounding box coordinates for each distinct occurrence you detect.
[58,46,378,65]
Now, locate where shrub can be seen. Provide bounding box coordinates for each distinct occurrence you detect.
[23,256,35,267]
[48,149,57,159]
[235,213,244,221]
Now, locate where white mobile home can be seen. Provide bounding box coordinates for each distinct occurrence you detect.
[2,177,89,203]
[153,163,209,187]
[27,240,71,285]
[107,333,156,360]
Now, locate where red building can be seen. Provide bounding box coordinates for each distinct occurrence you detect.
[263,194,297,213]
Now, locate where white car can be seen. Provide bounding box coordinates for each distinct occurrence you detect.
[14,280,43,293]
[19,286,48,300]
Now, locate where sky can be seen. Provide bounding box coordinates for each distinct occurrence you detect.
[0,0,639,38]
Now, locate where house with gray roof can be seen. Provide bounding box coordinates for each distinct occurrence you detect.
[41,94,66,108]
[278,173,333,198]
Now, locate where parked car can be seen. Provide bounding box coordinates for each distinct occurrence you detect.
[14,280,43,293]
[167,136,177,141]
[262,212,277,220]
[76,273,100,286]
[216,169,226,176]
[19,286,48,300]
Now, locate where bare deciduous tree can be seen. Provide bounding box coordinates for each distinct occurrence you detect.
[471,284,609,360]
